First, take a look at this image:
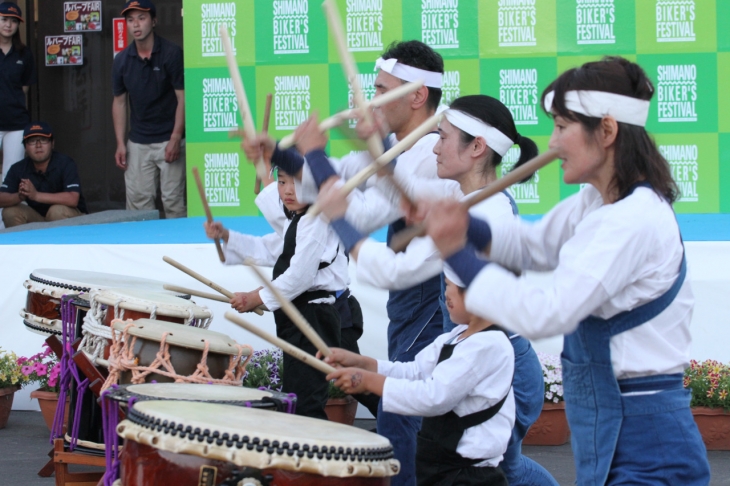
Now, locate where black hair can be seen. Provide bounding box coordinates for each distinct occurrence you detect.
[381,40,444,112]
[2,14,26,55]
[541,56,678,203]
[449,95,539,182]
[275,167,307,220]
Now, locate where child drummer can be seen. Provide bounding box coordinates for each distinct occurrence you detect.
[204,166,346,420]
[322,266,514,486]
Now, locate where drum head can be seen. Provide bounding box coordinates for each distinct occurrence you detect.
[112,319,246,356]
[106,383,289,409]
[26,269,189,298]
[118,401,399,478]
[94,288,211,319]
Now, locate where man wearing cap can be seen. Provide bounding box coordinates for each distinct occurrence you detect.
[0,122,87,227]
[112,0,186,218]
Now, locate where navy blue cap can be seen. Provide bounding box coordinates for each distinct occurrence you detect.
[0,2,24,22]
[23,122,53,141]
[121,0,156,16]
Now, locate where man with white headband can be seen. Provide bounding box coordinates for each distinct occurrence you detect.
[239,40,447,486]
[424,56,711,485]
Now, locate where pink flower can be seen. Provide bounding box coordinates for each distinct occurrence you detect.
[48,376,57,388]
[36,364,48,377]
[21,365,33,376]
[16,357,27,365]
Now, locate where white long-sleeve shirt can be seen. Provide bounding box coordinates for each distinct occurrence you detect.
[296,132,440,233]
[466,185,692,380]
[378,324,515,466]
[222,184,348,311]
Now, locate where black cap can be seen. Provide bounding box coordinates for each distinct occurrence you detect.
[23,122,53,141]
[121,0,156,17]
[0,2,23,22]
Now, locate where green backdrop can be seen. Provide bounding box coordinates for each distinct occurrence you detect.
[182,0,729,217]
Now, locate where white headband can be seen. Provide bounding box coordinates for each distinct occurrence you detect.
[544,90,650,127]
[443,109,515,157]
[443,264,465,289]
[374,57,443,88]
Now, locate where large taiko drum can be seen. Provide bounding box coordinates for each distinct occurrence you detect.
[116,401,400,486]
[21,269,189,336]
[80,289,213,365]
[104,383,296,414]
[104,319,250,387]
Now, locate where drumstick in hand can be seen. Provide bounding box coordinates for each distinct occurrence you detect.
[226,312,335,375]
[254,93,273,195]
[163,284,230,303]
[192,167,225,262]
[245,260,332,358]
[389,148,560,252]
[162,256,265,316]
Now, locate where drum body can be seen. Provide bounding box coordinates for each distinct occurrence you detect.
[22,269,189,336]
[116,401,399,486]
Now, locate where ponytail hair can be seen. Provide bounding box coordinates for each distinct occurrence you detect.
[541,56,678,203]
[449,95,538,182]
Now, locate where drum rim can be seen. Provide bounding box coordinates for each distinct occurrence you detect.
[104,383,286,408]
[23,317,62,336]
[117,401,399,478]
[27,269,191,299]
[93,288,210,319]
[111,319,246,356]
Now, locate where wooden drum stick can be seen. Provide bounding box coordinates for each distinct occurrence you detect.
[219,24,267,182]
[254,93,273,195]
[277,81,424,150]
[389,148,561,252]
[192,167,225,263]
[225,312,335,375]
[163,284,230,304]
[245,260,332,358]
[307,113,442,217]
[162,256,265,316]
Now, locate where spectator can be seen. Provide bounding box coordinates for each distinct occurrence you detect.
[0,122,87,228]
[112,0,186,218]
[0,1,37,228]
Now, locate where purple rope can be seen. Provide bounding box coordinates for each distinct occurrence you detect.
[286,393,297,414]
[101,387,123,486]
[51,297,77,443]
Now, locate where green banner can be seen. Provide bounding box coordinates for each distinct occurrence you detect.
[183,0,730,217]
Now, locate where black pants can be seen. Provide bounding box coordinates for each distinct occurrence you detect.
[337,294,380,419]
[274,301,340,420]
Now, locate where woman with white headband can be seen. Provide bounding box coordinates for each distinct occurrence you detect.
[315,95,557,486]
[424,57,711,485]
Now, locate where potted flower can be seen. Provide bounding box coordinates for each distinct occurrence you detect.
[20,343,67,432]
[242,348,356,425]
[685,359,730,450]
[523,352,570,446]
[0,347,29,429]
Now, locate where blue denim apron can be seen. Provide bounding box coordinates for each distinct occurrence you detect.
[562,252,708,485]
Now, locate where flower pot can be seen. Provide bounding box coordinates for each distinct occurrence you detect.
[325,395,358,425]
[30,389,69,433]
[0,386,19,429]
[692,407,730,450]
[523,401,570,446]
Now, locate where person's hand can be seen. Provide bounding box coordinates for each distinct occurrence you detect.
[164,135,182,163]
[294,113,328,155]
[19,179,38,201]
[401,197,433,226]
[354,108,390,141]
[204,221,229,242]
[115,143,127,170]
[316,347,363,369]
[315,178,348,221]
[425,199,469,258]
[230,288,264,313]
[241,133,276,163]
[326,368,377,395]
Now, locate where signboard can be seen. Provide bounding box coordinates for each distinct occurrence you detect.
[182,0,730,217]
[64,1,102,33]
[113,17,128,57]
[45,35,83,66]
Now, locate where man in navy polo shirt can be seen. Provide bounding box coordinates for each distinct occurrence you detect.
[0,122,87,228]
[112,0,186,218]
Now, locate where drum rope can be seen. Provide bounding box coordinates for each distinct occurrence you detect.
[102,319,252,390]
[79,292,113,364]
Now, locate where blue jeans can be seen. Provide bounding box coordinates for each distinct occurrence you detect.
[501,336,558,486]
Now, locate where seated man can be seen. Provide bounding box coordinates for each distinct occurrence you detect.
[0,122,87,228]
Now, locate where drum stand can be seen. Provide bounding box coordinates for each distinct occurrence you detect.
[37,336,106,486]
